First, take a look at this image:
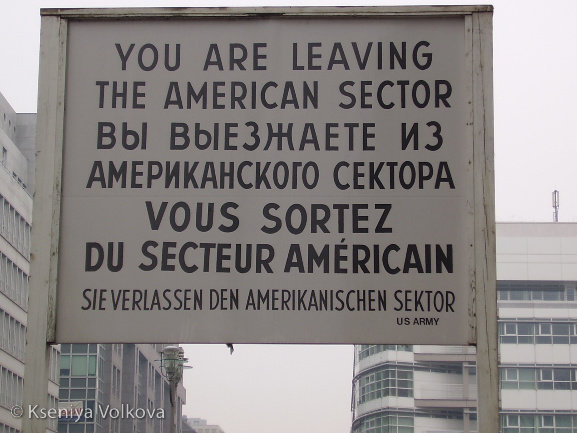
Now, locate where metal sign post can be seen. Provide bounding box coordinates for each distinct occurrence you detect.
[22,13,66,433]
[471,10,499,432]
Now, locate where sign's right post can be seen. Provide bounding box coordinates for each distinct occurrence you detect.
[470,9,498,433]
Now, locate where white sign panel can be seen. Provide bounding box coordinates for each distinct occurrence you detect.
[51,9,484,343]
[58,401,84,422]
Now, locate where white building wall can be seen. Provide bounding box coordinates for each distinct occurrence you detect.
[501,390,577,411]
[0,93,57,433]
[497,223,577,281]
[0,91,31,433]
[414,417,464,433]
[356,397,415,417]
[500,343,577,365]
[414,371,473,401]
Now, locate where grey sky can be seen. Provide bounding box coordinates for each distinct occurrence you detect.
[1,2,576,433]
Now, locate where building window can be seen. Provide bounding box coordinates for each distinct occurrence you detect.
[71,356,89,376]
[0,195,31,259]
[357,366,414,403]
[500,367,577,390]
[0,366,23,408]
[61,355,71,376]
[498,281,577,302]
[499,321,577,344]
[0,251,30,309]
[112,366,121,399]
[358,345,413,360]
[354,412,414,433]
[501,413,577,433]
[0,308,26,360]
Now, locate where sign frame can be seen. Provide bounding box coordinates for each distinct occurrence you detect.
[31,6,495,346]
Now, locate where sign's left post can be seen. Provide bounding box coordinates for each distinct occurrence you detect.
[22,12,66,433]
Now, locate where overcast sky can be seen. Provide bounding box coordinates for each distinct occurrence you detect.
[1,2,576,433]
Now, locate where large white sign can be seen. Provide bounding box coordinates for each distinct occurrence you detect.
[45,8,491,343]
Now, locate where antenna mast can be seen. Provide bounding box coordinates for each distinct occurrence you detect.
[553,190,559,222]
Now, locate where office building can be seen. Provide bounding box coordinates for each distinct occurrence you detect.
[0,92,59,433]
[351,222,577,433]
[58,343,186,433]
[0,92,186,433]
[182,417,226,433]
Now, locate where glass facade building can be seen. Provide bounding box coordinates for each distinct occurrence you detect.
[57,343,185,433]
[351,222,577,433]
[58,344,103,433]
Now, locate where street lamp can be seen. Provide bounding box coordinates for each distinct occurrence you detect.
[160,346,190,433]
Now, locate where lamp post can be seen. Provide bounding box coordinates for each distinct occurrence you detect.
[161,346,186,433]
